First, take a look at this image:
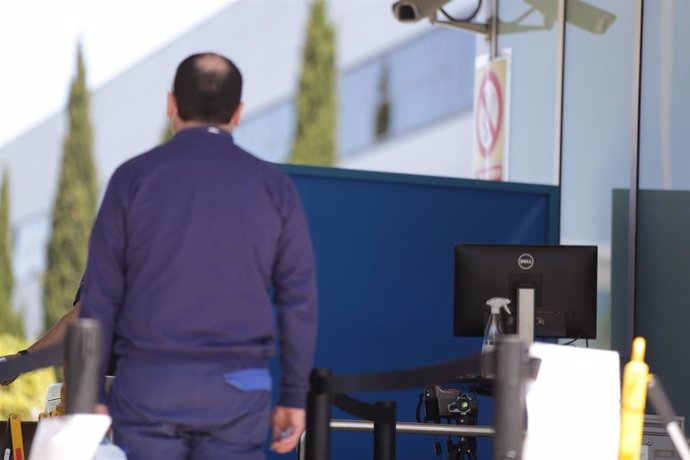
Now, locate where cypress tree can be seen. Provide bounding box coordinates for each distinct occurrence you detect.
[43,45,98,331]
[289,0,337,166]
[0,170,22,337]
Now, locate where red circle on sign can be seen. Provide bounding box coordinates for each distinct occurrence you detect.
[475,69,503,158]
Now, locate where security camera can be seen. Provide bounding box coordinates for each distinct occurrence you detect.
[392,0,489,36]
[525,0,616,34]
[392,0,451,22]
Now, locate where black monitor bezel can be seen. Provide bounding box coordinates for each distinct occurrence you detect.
[453,244,598,339]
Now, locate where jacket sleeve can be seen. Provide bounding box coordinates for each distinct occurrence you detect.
[272,177,318,408]
[78,168,128,402]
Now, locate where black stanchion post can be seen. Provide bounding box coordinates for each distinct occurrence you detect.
[306,368,333,460]
[373,401,396,460]
[64,319,101,414]
[493,335,525,460]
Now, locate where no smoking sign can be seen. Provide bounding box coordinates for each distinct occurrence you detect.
[476,70,503,158]
[472,56,509,181]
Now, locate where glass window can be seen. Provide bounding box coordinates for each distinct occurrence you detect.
[339,28,475,157]
[338,59,383,155]
[234,99,296,163]
[238,28,477,163]
[635,0,690,424]
[497,0,560,185]
[560,0,635,351]
[387,29,474,136]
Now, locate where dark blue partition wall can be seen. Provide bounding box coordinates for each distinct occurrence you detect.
[269,166,558,460]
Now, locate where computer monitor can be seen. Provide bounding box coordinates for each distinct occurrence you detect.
[453,244,597,340]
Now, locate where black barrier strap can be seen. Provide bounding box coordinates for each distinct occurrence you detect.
[322,352,492,395]
[0,343,63,380]
[334,394,395,424]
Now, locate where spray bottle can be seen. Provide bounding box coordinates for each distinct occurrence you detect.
[618,337,649,460]
[482,297,511,354]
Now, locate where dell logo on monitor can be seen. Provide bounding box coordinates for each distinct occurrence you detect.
[518,254,534,270]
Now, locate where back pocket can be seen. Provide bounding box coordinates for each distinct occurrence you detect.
[224,368,272,392]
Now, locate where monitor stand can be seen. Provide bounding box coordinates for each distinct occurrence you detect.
[517,287,535,345]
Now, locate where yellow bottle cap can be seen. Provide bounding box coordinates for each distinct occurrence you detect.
[631,337,646,361]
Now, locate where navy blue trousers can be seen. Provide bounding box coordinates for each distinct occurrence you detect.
[108,361,271,460]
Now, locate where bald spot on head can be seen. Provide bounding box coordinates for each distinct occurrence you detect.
[194,54,232,75]
[172,52,243,124]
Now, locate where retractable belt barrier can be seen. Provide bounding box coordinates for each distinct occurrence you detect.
[304,335,539,460]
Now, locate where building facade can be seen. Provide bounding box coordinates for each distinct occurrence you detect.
[0,0,484,338]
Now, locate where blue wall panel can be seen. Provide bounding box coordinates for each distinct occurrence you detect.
[268,166,558,460]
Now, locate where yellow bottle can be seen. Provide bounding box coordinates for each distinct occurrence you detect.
[9,413,25,460]
[619,337,649,460]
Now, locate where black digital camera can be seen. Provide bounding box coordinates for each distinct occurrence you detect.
[423,385,477,423]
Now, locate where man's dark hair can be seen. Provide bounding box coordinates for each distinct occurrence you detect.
[173,53,243,124]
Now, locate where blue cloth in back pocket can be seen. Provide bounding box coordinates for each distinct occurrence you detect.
[224,368,272,392]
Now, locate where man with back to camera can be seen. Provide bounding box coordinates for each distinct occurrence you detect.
[78,52,318,460]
